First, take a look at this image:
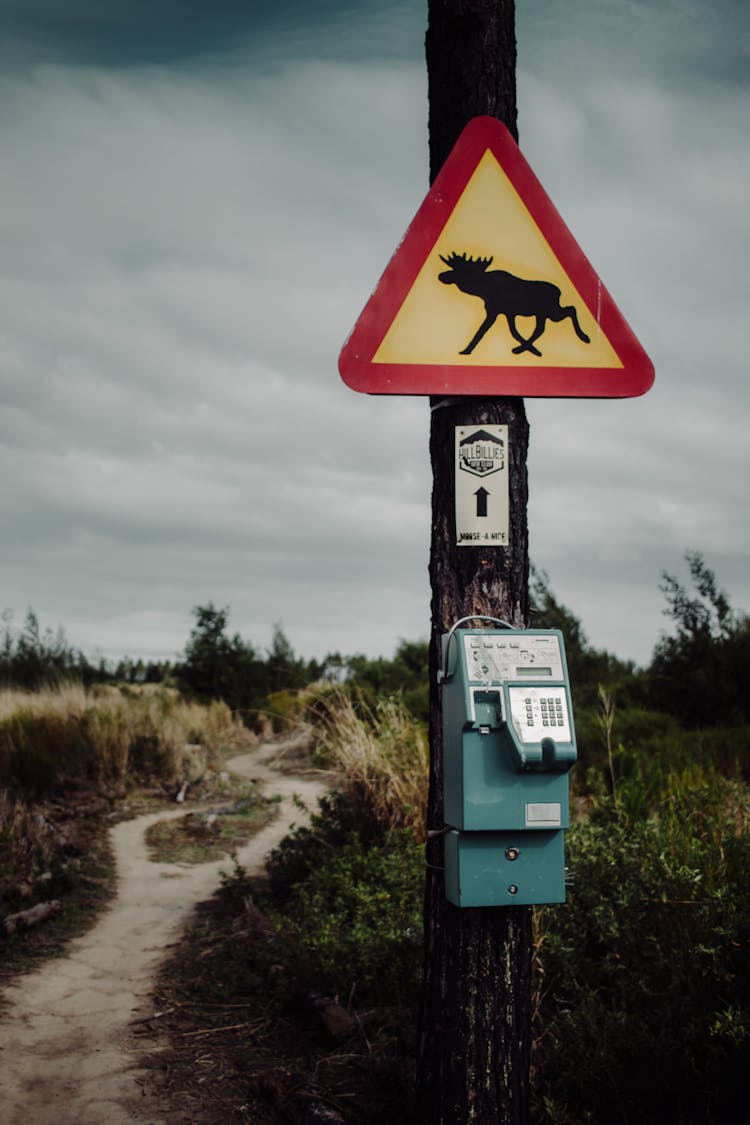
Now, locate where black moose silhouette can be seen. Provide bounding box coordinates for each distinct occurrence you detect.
[438,251,591,356]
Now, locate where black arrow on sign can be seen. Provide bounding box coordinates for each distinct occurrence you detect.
[474,487,489,517]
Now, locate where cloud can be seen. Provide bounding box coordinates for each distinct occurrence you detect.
[0,3,748,670]
[0,1,426,70]
[0,57,432,661]
[514,35,750,661]
[518,0,750,95]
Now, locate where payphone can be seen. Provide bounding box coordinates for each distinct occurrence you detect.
[440,619,577,907]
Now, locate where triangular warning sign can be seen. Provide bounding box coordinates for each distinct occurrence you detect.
[338,116,654,398]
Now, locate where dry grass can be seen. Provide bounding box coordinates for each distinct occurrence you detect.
[0,681,89,722]
[0,684,258,959]
[0,683,253,795]
[0,788,57,874]
[312,690,429,842]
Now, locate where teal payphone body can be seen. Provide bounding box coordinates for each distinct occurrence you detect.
[441,624,577,907]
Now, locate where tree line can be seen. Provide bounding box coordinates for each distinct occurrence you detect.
[3,551,749,734]
[528,551,750,730]
[0,601,430,726]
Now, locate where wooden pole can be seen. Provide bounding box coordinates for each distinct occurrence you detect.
[417,3,533,1122]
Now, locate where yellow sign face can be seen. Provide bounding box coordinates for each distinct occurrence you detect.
[338,116,653,397]
[374,150,622,369]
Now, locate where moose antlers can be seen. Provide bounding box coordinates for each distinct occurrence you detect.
[439,251,494,270]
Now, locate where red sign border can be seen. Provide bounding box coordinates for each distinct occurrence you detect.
[338,116,654,398]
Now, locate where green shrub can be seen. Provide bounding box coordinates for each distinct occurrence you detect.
[267,790,382,894]
[572,700,750,810]
[264,688,304,732]
[534,785,750,1124]
[268,823,423,1005]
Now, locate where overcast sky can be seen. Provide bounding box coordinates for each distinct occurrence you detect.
[0,0,747,668]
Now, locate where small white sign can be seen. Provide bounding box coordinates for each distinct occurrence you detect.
[455,424,509,547]
[525,803,562,828]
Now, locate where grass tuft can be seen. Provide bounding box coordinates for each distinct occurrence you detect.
[311,689,428,842]
[0,683,252,796]
[144,795,281,865]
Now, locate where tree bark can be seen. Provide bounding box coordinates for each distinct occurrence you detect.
[418,3,532,1123]
[426,0,518,177]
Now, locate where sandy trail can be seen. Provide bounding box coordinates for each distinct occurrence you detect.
[0,747,326,1124]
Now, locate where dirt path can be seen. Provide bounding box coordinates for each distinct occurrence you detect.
[0,747,327,1125]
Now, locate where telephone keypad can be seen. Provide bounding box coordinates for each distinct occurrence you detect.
[510,687,571,744]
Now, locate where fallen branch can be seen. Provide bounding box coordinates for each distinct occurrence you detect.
[3,899,61,935]
[130,1007,177,1026]
[175,1020,262,1039]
